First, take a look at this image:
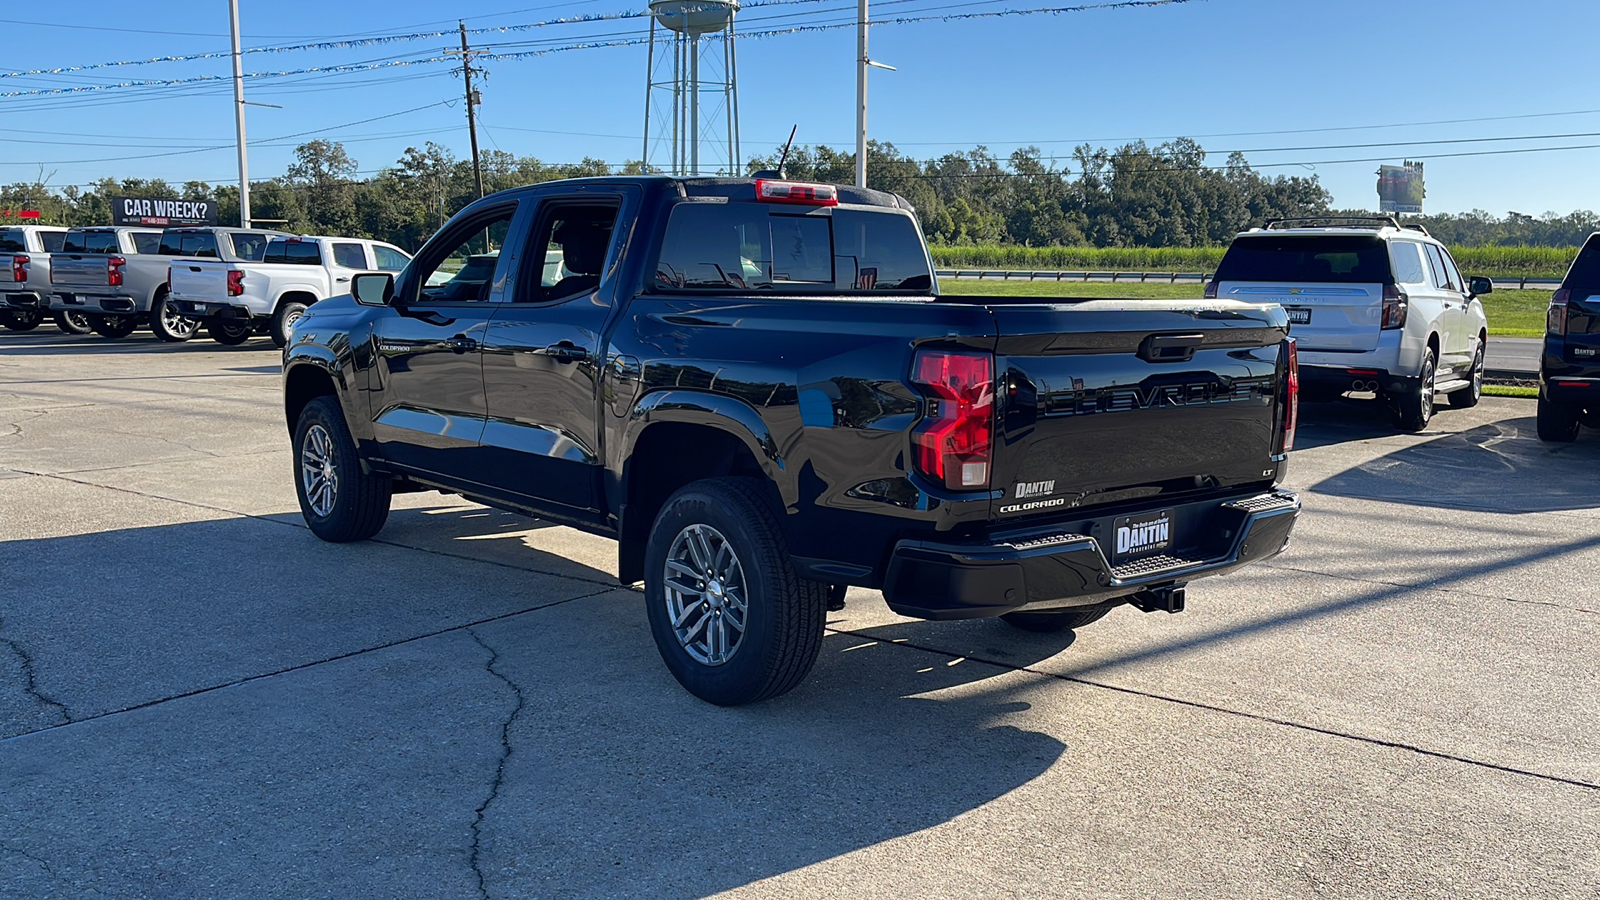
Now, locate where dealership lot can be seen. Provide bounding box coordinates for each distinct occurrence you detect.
[2,331,1597,898]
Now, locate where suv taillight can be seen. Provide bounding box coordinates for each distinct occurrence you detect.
[1381,284,1408,329]
[107,256,126,287]
[1278,339,1299,454]
[11,254,28,283]
[911,349,993,491]
[1203,281,1218,300]
[227,270,245,297]
[1549,288,1570,336]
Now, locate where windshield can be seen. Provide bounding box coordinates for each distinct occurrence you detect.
[1216,235,1393,284]
[655,203,933,293]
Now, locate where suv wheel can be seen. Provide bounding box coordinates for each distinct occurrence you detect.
[150,295,199,342]
[644,477,827,706]
[206,320,252,346]
[88,315,137,339]
[1446,338,1485,409]
[1001,602,1117,633]
[293,396,392,541]
[1391,348,1436,432]
[54,310,93,334]
[271,300,309,349]
[1536,395,1581,443]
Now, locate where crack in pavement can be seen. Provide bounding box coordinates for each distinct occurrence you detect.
[466,628,527,900]
[0,841,56,877]
[0,618,71,726]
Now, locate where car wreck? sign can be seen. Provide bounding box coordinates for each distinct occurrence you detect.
[112,196,217,227]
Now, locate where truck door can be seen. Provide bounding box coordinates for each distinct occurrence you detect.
[477,191,634,516]
[368,201,521,481]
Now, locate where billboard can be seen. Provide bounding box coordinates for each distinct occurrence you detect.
[1376,161,1425,215]
[111,196,217,227]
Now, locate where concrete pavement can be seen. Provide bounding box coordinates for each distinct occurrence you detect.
[2,330,1596,898]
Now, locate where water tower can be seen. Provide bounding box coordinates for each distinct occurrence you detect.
[643,0,741,176]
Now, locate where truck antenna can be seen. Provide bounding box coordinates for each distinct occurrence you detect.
[777,125,799,178]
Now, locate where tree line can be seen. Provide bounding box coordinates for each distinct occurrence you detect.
[1,137,1593,251]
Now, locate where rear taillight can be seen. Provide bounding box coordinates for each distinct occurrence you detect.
[911,349,994,491]
[226,270,244,297]
[11,254,27,283]
[165,266,172,288]
[1381,284,1407,329]
[1279,339,1299,454]
[107,256,126,287]
[1203,281,1218,300]
[1549,288,1570,336]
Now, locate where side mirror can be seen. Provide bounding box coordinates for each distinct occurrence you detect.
[352,272,394,306]
[1468,276,1493,297]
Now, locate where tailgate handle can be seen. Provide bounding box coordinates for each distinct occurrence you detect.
[1140,333,1205,363]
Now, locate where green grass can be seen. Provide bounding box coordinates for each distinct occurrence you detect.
[943,279,1553,338]
[1484,384,1538,398]
[929,244,1577,280]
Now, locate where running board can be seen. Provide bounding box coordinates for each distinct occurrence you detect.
[1433,377,1471,395]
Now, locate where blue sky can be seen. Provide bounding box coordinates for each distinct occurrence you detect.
[2,0,1597,216]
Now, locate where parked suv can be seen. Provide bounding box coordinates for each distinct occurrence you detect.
[1538,233,1600,441]
[1210,217,1491,431]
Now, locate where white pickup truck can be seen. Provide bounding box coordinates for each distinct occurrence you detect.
[170,234,410,346]
[0,224,80,333]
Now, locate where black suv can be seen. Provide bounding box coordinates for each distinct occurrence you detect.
[1539,234,1600,441]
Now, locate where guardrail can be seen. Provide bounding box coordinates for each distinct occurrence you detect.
[934,269,1564,290]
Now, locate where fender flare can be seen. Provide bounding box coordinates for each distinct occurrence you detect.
[621,389,795,509]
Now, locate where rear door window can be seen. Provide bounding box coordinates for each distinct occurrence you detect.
[158,231,220,258]
[332,242,369,269]
[0,230,24,253]
[655,203,932,293]
[1215,235,1392,283]
[39,231,66,253]
[1389,241,1428,286]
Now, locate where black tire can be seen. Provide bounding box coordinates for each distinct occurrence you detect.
[149,294,199,342]
[271,299,309,349]
[88,314,137,339]
[643,477,827,706]
[206,320,252,346]
[293,396,391,542]
[1001,602,1117,633]
[1391,347,1436,432]
[54,310,93,334]
[1536,395,1581,443]
[1,309,41,331]
[1446,337,1485,409]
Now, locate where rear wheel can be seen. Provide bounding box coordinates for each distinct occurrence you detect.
[1446,338,1484,409]
[206,320,252,346]
[644,477,827,706]
[293,396,391,541]
[53,310,93,334]
[88,314,137,338]
[1000,602,1117,633]
[1536,395,1581,443]
[1,309,41,331]
[1391,348,1436,432]
[271,300,309,349]
[149,295,199,342]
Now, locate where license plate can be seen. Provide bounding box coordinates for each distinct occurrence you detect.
[1286,307,1312,325]
[1112,509,1173,562]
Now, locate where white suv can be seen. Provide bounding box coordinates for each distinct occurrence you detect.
[1209,217,1491,431]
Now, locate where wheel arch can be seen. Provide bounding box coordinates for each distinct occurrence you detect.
[275,289,321,316]
[283,359,341,434]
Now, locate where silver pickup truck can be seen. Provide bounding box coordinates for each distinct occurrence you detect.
[0,225,86,333]
[47,226,283,340]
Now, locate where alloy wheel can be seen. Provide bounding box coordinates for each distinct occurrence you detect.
[663,523,748,666]
[161,302,198,339]
[300,424,340,517]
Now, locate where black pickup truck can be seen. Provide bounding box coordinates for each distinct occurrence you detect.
[282,175,1301,705]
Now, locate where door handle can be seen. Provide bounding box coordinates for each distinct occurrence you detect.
[336,276,350,283]
[539,342,589,363]
[443,334,478,354]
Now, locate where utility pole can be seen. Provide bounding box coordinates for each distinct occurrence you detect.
[457,22,486,202]
[230,0,251,228]
[855,0,867,188]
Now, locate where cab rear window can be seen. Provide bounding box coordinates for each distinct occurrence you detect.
[158,231,220,258]
[654,204,932,293]
[0,230,24,253]
[64,232,120,254]
[263,240,323,265]
[1216,235,1392,284]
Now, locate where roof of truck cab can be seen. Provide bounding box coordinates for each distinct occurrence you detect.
[481,175,910,210]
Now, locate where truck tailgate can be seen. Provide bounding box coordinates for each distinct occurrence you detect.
[981,298,1289,521]
[50,255,112,288]
[169,261,231,303]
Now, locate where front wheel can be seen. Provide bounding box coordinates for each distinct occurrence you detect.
[1001,602,1117,633]
[1,309,41,331]
[271,300,309,349]
[149,295,199,342]
[54,310,93,334]
[644,478,827,706]
[206,320,252,346]
[293,396,391,541]
[1536,395,1581,443]
[1391,348,1436,432]
[1446,338,1485,409]
[88,314,138,338]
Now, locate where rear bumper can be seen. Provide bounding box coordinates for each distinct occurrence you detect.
[1541,375,1600,405]
[0,290,44,310]
[881,489,1299,620]
[173,299,255,321]
[48,291,143,315]
[1299,363,1416,395]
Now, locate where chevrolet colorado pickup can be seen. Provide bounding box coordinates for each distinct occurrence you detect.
[282,175,1302,705]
